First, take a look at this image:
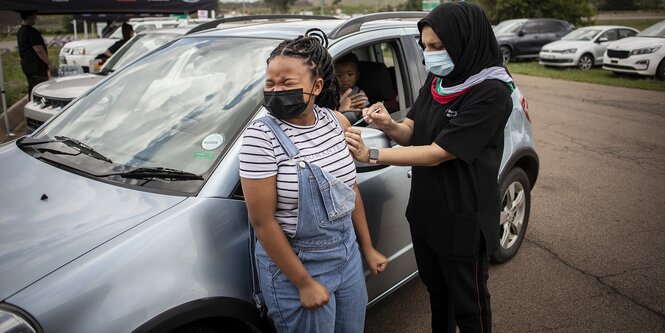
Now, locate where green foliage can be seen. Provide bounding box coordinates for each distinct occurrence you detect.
[400,0,423,11]
[1,47,61,106]
[493,0,596,26]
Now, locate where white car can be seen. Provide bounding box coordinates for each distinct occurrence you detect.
[59,18,182,73]
[27,28,190,133]
[539,25,638,70]
[603,20,665,80]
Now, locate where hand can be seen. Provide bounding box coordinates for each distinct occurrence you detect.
[361,102,392,129]
[297,277,330,309]
[344,127,369,163]
[47,66,52,80]
[339,89,369,113]
[363,247,388,275]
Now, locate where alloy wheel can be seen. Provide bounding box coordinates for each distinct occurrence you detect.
[578,54,593,70]
[500,181,526,249]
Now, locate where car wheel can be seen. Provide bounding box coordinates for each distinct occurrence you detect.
[578,54,594,70]
[491,167,531,263]
[500,45,512,65]
[657,58,665,80]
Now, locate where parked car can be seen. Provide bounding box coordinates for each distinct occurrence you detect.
[59,18,182,73]
[25,28,191,133]
[0,13,538,333]
[539,25,639,70]
[602,20,665,80]
[494,18,575,64]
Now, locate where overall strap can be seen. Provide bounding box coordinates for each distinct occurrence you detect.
[256,116,300,159]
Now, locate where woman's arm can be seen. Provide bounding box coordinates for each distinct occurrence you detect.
[361,102,414,146]
[335,111,388,275]
[241,176,329,308]
[345,128,456,167]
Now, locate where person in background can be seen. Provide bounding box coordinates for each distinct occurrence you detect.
[345,2,513,332]
[101,23,133,58]
[335,53,369,123]
[17,10,51,100]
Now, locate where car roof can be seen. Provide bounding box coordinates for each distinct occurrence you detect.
[575,25,638,30]
[185,13,424,43]
[137,27,192,36]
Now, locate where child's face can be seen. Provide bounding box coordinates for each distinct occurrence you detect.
[335,62,360,92]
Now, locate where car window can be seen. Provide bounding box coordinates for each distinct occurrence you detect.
[163,23,180,28]
[104,32,180,71]
[494,20,526,35]
[134,24,156,33]
[540,21,565,33]
[562,28,602,41]
[599,29,619,41]
[521,21,539,34]
[637,20,665,37]
[619,29,638,38]
[40,37,280,191]
[339,40,411,121]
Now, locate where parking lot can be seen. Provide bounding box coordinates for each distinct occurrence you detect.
[365,74,665,332]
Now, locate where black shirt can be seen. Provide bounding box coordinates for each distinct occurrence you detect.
[107,38,129,55]
[405,77,512,260]
[17,24,48,75]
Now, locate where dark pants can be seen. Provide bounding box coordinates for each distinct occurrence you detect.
[25,73,48,100]
[412,231,492,333]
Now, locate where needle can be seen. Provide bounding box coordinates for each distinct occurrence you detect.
[353,107,382,126]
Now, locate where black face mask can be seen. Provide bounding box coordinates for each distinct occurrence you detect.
[263,85,315,120]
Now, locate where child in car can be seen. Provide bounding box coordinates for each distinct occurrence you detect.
[335,53,369,122]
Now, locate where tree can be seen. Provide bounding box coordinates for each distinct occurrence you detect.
[263,0,297,13]
[493,0,595,26]
[400,0,422,11]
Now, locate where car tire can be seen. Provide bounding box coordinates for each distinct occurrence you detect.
[656,58,665,80]
[500,45,512,65]
[491,167,531,263]
[578,53,594,70]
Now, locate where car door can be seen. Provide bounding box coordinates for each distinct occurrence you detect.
[329,29,421,304]
[594,29,620,63]
[538,21,566,50]
[515,21,541,56]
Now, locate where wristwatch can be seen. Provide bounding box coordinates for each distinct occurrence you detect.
[368,148,379,164]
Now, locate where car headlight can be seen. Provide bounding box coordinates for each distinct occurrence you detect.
[560,48,577,54]
[630,45,661,55]
[0,305,39,333]
[72,46,86,55]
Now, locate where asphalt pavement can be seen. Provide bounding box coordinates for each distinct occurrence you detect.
[365,74,665,332]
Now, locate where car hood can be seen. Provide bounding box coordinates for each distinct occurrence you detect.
[32,74,104,100]
[0,142,186,301]
[607,36,665,50]
[542,40,589,50]
[63,38,117,51]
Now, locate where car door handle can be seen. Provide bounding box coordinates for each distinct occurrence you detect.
[407,169,412,178]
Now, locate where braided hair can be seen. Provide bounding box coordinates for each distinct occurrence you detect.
[267,28,340,110]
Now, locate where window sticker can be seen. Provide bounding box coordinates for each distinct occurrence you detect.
[201,133,224,150]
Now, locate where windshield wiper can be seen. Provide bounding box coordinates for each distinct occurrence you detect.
[18,135,113,163]
[98,68,114,75]
[113,167,203,181]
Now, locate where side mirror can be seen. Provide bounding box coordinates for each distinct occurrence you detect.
[354,126,392,171]
[518,30,525,37]
[597,37,608,43]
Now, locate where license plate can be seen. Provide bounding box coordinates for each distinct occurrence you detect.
[540,54,554,60]
[611,60,618,64]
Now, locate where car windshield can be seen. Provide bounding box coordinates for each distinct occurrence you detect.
[104,32,180,71]
[494,20,526,35]
[38,37,279,191]
[562,28,602,41]
[637,20,665,37]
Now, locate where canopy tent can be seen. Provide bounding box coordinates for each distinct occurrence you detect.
[0,0,215,15]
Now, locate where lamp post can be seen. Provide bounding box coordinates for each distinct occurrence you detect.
[0,53,15,137]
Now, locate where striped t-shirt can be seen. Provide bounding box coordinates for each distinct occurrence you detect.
[239,105,357,236]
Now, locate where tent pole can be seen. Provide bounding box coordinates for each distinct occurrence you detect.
[72,19,78,40]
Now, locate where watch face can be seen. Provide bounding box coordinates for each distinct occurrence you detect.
[369,148,379,160]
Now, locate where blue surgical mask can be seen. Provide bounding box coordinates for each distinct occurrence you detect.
[424,50,455,77]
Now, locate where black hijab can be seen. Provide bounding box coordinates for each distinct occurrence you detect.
[418,2,502,87]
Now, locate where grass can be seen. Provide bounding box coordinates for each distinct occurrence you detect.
[1,47,61,107]
[507,60,665,92]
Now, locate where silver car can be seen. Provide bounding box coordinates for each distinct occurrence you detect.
[0,13,538,333]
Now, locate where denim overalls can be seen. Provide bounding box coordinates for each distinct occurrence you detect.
[254,116,367,333]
